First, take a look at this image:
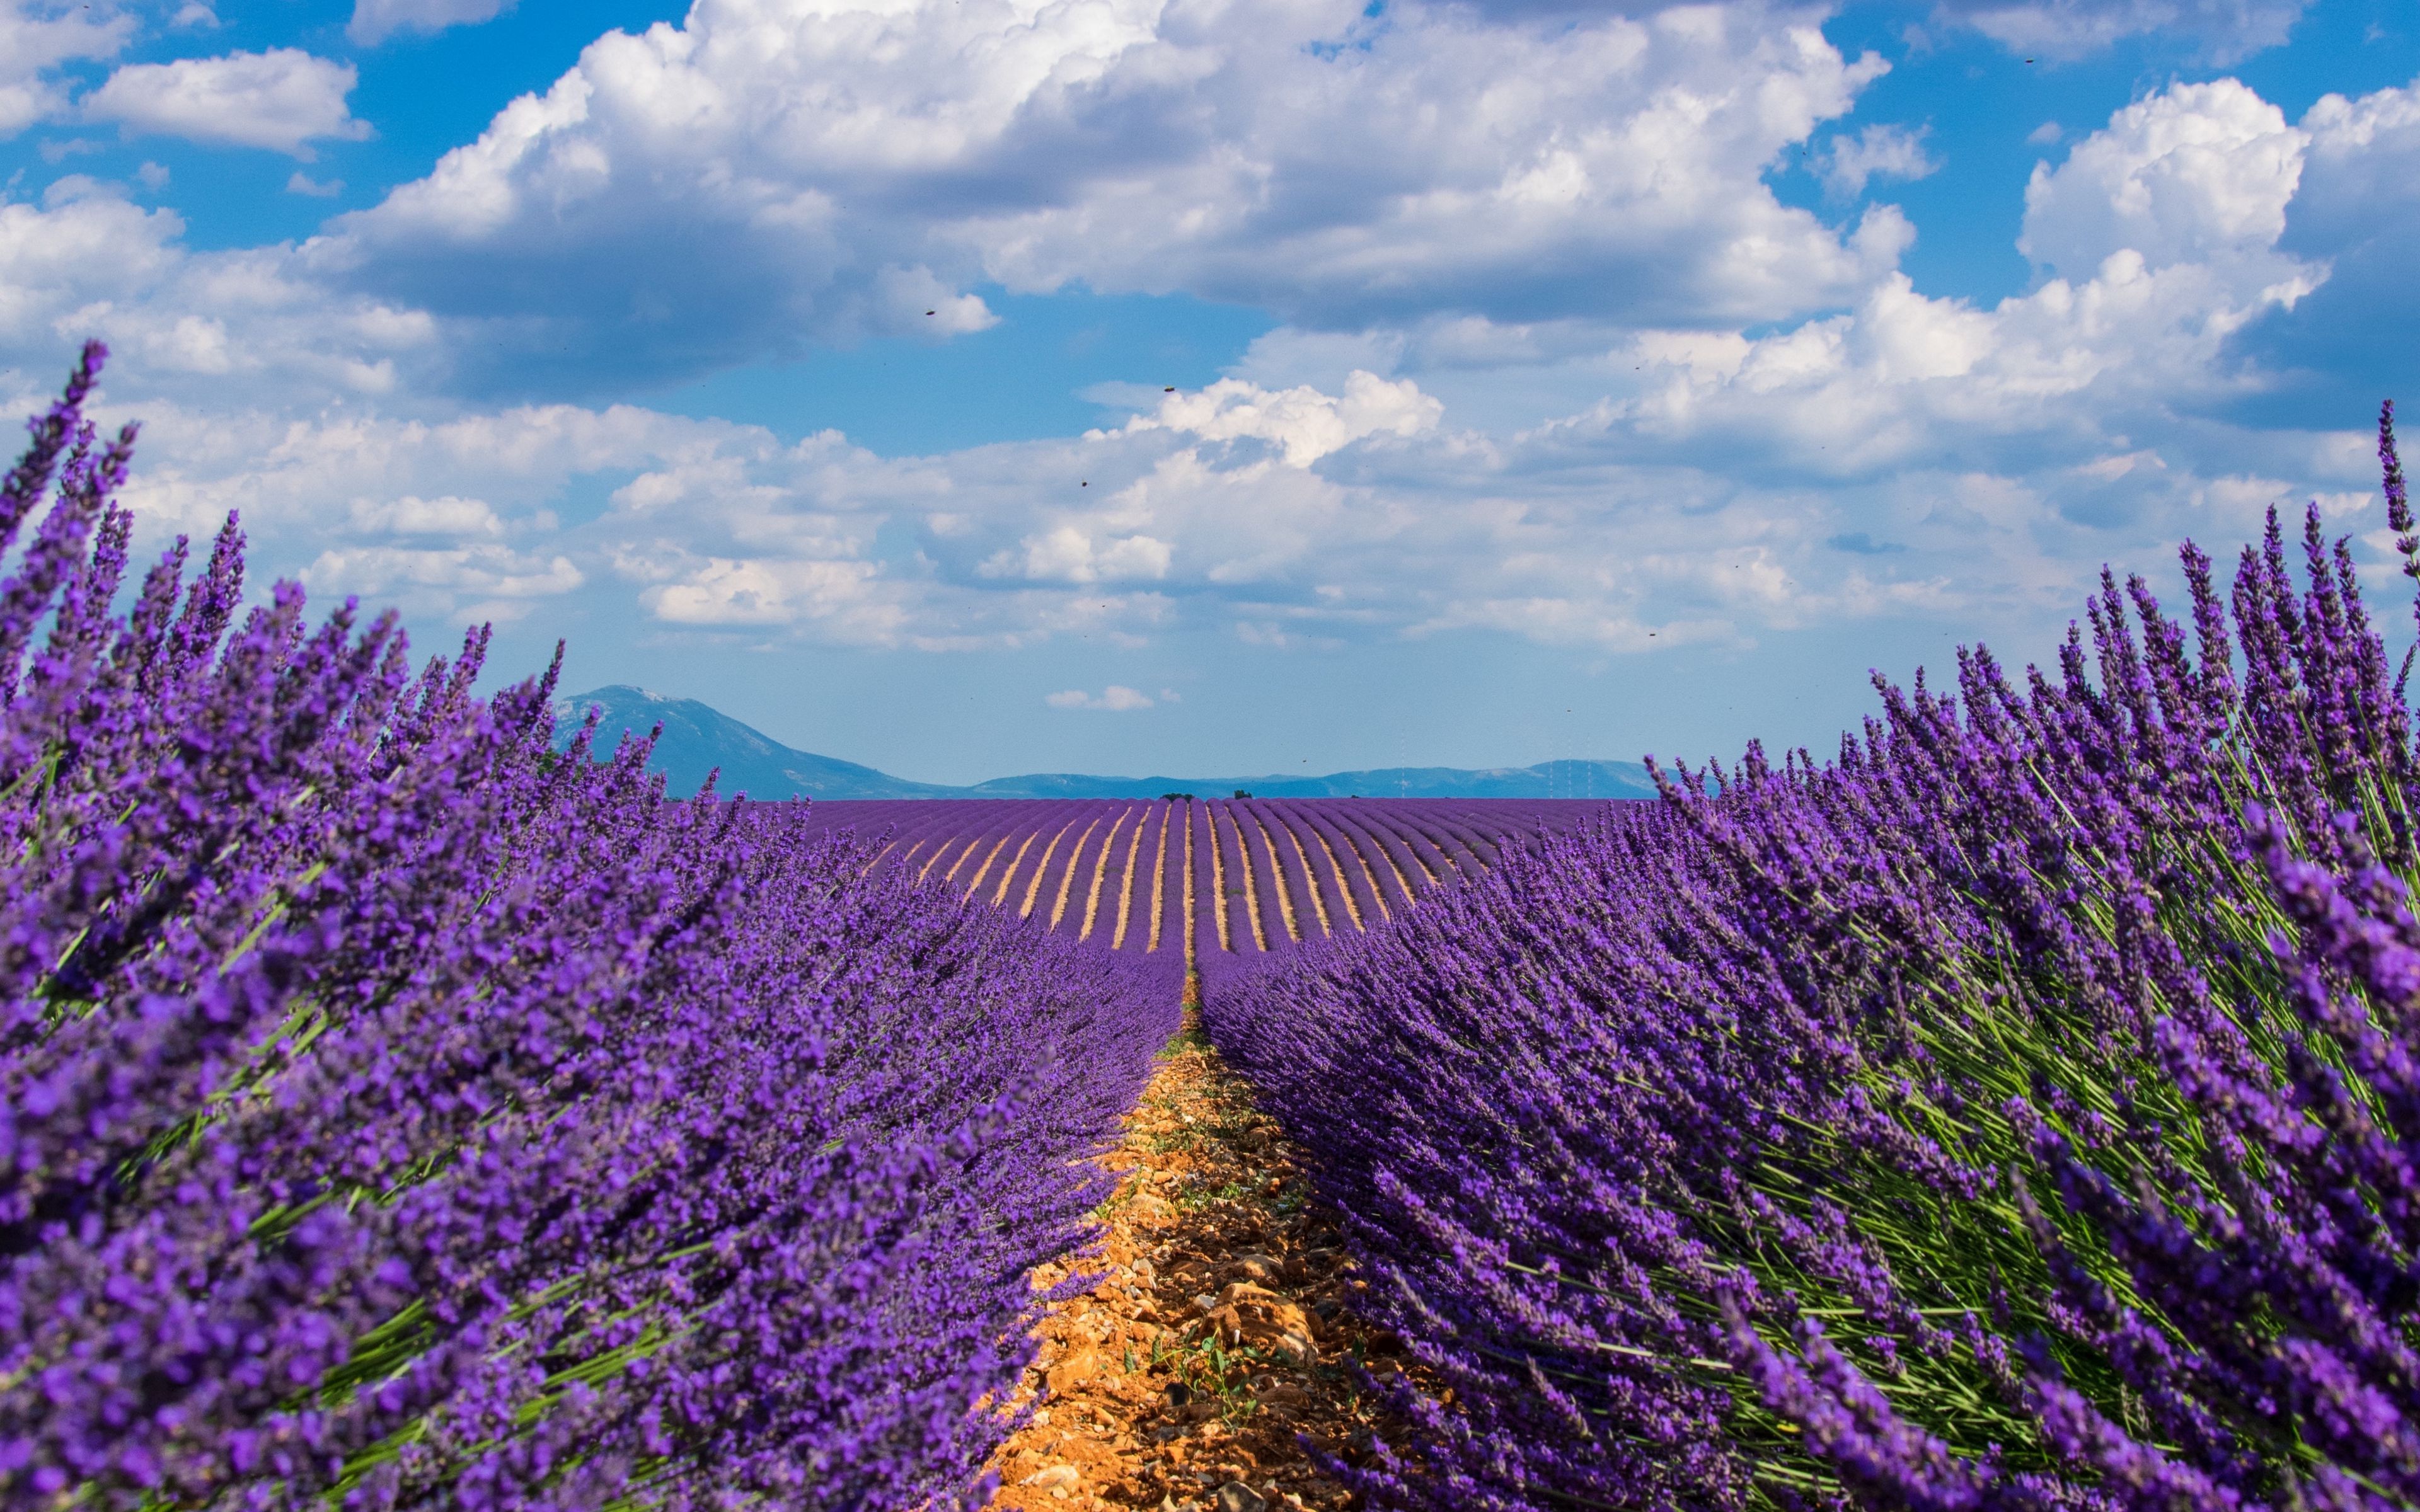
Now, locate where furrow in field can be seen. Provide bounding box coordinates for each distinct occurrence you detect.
[1006,811,1080,912]
[1199,801,1229,953]
[1078,808,1132,941]
[1378,811,1451,883]
[1340,816,1424,899]
[1117,803,1161,953]
[1179,801,1198,960]
[1103,803,1144,936]
[1453,816,1509,866]
[869,808,955,878]
[1018,816,1081,919]
[938,835,986,886]
[1142,803,1172,951]
[1264,806,1320,942]
[1398,811,1488,869]
[1281,815,1342,939]
[1240,805,1282,951]
[1303,810,1388,924]
[1245,806,1304,943]
[1127,804,1165,952]
[856,810,943,877]
[877,811,950,879]
[990,822,1047,906]
[1046,815,1105,929]
[1277,812,1339,937]
[945,809,1020,889]
[1363,807,1449,887]
[920,834,977,883]
[1393,806,1496,871]
[1301,815,1363,934]
[1218,803,1269,952]
[960,827,1017,899]
[1106,806,1146,948]
[1299,818,1366,930]
[1331,810,1420,912]
[982,1011,1415,1512]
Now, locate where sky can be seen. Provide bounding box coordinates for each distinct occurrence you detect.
[1,0,2416,785]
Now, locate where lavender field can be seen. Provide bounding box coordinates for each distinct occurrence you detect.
[797,796,1606,999]
[9,342,2420,1511]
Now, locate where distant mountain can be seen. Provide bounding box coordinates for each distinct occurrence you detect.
[960,760,1657,800]
[556,685,1657,802]
[555,686,957,799]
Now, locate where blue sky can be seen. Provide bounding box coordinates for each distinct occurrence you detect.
[2,0,2415,784]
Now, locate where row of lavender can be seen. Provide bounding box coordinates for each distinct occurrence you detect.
[798,796,1606,994]
[0,349,1177,1509]
[1211,406,2420,1511]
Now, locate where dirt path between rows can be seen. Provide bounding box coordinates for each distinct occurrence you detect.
[983,1007,1412,1512]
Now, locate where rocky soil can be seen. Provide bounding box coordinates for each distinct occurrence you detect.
[983,1016,1414,1512]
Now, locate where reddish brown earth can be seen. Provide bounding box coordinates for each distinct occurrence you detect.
[982,1010,1416,1512]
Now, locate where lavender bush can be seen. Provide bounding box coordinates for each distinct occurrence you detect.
[1211,404,2420,1510]
[0,345,1177,1510]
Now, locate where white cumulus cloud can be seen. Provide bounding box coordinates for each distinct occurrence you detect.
[349,0,517,45]
[0,0,132,137]
[0,188,443,410]
[986,526,1173,585]
[319,0,1909,394]
[1046,685,1155,711]
[348,493,505,536]
[85,48,372,158]
[1819,123,1940,198]
[1928,0,2311,64]
[302,542,581,624]
[2020,78,2308,277]
[638,557,897,636]
[1123,372,1443,467]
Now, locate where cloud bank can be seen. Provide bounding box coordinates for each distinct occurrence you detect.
[304,0,1908,395]
[0,0,2408,721]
